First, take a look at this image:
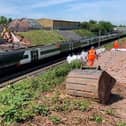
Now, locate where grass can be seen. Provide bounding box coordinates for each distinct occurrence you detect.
[90,114,104,124]
[49,116,62,125]
[74,29,95,37]
[106,108,115,116]
[19,30,66,45]
[51,94,90,112]
[0,60,82,125]
[19,29,95,46]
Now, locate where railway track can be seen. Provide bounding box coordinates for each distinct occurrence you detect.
[0,58,66,88]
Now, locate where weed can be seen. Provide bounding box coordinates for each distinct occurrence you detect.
[52,102,70,112]
[49,116,62,125]
[90,114,104,123]
[106,108,115,116]
[73,100,90,112]
[116,121,126,126]
[34,105,50,116]
[51,91,61,104]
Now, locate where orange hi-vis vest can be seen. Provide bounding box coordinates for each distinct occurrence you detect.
[88,49,96,60]
[114,40,119,49]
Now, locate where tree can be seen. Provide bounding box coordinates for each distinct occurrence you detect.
[0,16,12,25]
[80,21,89,29]
[8,18,12,23]
[89,20,97,24]
[80,20,114,35]
[0,16,7,24]
[99,21,114,34]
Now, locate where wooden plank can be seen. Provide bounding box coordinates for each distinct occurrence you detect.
[66,82,97,87]
[70,69,102,76]
[66,78,98,86]
[67,74,100,79]
[66,83,97,93]
[67,89,97,98]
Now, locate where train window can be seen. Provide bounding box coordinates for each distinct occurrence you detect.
[40,48,59,55]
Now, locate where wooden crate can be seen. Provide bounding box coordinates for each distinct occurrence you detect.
[66,69,116,104]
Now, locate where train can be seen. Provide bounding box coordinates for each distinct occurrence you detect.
[0,32,126,70]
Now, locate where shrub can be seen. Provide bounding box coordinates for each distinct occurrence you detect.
[49,116,62,125]
[73,100,90,112]
[90,114,104,123]
[34,105,50,116]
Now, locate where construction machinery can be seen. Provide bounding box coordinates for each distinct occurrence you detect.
[0,26,31,49]
[66,67,116,104]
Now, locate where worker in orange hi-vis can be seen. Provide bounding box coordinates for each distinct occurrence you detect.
[87,46,97,67]
[114,40,119,49]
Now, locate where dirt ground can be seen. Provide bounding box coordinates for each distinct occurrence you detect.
[15,42,126,126]
[94,47,126,122]
[17,82,126,126]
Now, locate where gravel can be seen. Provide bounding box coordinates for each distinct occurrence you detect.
[95,50,126,83]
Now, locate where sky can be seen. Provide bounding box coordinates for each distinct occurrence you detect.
[0,0,125,25]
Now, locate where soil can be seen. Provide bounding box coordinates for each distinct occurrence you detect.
[13,42,126,126]
[16,83,126,126]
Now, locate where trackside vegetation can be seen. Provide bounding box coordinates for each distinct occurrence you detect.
[19,29,95,46]
[19,30,66,45]
[74,29,95,37]
[0,60,84,125]
[80,20,114,35]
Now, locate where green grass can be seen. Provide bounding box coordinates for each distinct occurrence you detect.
[19,30,66,45]
[0,60,82,125]
[74,29,95,37]
[19,29,95,45]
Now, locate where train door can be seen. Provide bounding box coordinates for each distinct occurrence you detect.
[31,50,38,62]
[69,42,73,52]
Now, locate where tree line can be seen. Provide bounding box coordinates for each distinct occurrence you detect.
[0,16,12,25]
[0,16,120,35]
[80,20,114,35]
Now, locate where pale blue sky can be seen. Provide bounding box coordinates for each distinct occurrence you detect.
[0,0,125,25]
